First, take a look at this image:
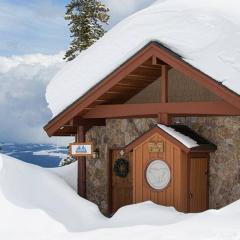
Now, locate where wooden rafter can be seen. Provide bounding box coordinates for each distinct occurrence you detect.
[151,43,240,109]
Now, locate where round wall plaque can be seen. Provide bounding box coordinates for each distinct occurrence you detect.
[146,160,171,190]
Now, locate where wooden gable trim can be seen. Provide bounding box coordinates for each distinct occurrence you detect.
[44,43,157,136]
[125,126,216,154]
[125,127,190,153]
[44,42,240,137]
[151,43,240,109]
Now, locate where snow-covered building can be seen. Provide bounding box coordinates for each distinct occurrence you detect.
[44,0,240,215]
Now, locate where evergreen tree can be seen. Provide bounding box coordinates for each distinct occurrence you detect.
[64,0,110,61]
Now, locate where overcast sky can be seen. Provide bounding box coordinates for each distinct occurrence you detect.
[0,0,155,143]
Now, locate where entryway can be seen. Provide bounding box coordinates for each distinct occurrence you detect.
[109,149,133,214]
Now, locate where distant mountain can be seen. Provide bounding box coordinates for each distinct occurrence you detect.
[0,143,68,168]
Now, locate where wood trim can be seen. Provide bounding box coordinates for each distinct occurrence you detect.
[69,142,93,157]
[107,147,127,216]
[83,101,240,119]
[158,113,172,125]
[76,126,87,198]
[151,43,240,109]
[44,42,240,137]
[125,127,190,153]
[107,148,113,216]
[161,64,168,103]
[44,44,156,136]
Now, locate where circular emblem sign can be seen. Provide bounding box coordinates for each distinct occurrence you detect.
[146,160,171,190]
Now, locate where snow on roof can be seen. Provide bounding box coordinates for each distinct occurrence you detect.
[157,124,199,148]
[46,0,240,117]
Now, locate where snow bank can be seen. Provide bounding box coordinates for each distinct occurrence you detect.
[158,124,199,148]
[0,154,106,233]
[109,201,190,228]
[0,153,187,234]
[48,161,78,191]
[1,153,240,240]
[45,201,240,240]
[46,0,240,117]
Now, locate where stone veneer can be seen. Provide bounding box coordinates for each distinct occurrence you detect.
[86,116,240,214]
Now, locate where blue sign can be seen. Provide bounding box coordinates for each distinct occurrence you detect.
[76,145,87,153]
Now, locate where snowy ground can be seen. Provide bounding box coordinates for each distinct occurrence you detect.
[0,153,240,240]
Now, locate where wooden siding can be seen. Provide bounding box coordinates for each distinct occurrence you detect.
[132,133,189,212]
[189,157,208,212]
[110,149,133,213]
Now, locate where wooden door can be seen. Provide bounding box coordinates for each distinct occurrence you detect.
[189,158,208,212]
[110,149,133,214]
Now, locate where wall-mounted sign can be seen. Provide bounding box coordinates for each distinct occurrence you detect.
[148,141,164,153]
[146,160,171,190]
[69,142,93,157]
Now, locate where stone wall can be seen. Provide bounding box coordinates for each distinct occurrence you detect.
[85,116,240,214]
[175,116,240,209]
[85,118,157,214]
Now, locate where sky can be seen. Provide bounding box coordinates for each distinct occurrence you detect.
[0,0,155,143]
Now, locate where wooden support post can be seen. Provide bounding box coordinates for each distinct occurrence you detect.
[161,65,168,103]
[152,55,157,65]
[158,113,172,125]
[76,126,86,198]
[159,64,171,125]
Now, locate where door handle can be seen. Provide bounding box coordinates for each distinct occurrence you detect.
[189,192,193,199]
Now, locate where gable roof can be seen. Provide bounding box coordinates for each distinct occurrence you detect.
[44,0,240,136]
[44,42,240,136]
[125,124,217,153]
[46,0,240,118]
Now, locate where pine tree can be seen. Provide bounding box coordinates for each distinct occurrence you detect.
[64,0,110,61]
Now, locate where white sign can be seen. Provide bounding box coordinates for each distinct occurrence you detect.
[146,160,171,190]
[69,142,92,157]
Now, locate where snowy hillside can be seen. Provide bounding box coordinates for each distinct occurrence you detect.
[46,0,240,117]
[0,142,68,167]
[0,153,240,240]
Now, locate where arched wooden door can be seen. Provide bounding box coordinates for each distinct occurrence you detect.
[109,149,133,214]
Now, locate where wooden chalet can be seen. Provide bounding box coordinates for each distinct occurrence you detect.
[44,42,240,215]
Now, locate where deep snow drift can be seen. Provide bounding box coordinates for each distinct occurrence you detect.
[0,154,106,233]
[46,0,240,117]
[0,153,188,233]
[0,153,240,240]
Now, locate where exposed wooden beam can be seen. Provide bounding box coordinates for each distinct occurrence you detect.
[71,117,106,127]
[44,42,240,137]
[161,64,168,103]
[44,44,156,136]
[138,65,161,71]
[51,118,106,136]
[76,126,86,199]
[83,101,240,119]
[152,56,167,66]
[54,125,77,135]
[115,83,145,90]
[158,113,172,125]
[126,74,157,81]
[151,43,240,109]
[159,64,170,124]
[152,56,157,65]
